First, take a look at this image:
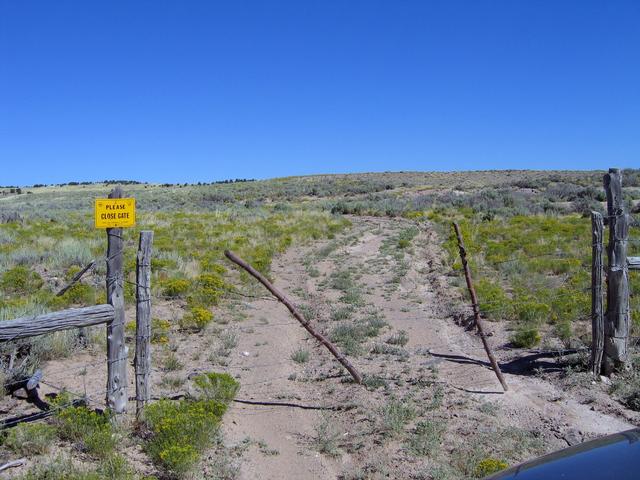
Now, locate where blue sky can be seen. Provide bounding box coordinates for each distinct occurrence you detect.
[1,1,638,185]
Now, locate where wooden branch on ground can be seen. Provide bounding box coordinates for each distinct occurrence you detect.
[233,398,357,411]
[0,458,25,472]
[452,223,509,392]
[224,250,363,384]
[0,305,114,341]
[56,260,96,296]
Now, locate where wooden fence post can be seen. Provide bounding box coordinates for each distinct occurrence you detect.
[135,231,153,418]
[452,223,508,392]
[106,187,128,414]
[591,211,604,377]
[603,168,630,374]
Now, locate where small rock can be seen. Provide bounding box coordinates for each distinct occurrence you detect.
[241,351,251,357]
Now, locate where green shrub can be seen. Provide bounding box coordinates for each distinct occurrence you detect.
[378,397,416,436]
[396,226,419,249]
[386,330,409,346]
[152,318,171,344]
[142,392,236,477]
[55,406,116,459]
[190,273,227,306]
[162,351,184,372]
[179,306,213,332]
[312,413,341,457]
[510,328,541,348]
[4,422,57,456]
[162,278,191,298]
[59,282,95,306]
[474,458,508,477]
[1,266,43,295]
[16,456,101,480]
[407,419,446,457]
[95,455,137,480]
[475,279,511,320]
[291,348,310,364]
[15,455,139,480]
[514,299,550,325]
[330,316,388,356]
[192,372,240,403]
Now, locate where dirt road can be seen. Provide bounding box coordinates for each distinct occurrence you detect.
[218,216,635,479]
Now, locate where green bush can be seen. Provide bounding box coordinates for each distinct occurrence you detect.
[514,299,550,325]
[162,278,191,298]
[510,328,541,348]
[407,419,446,457]
[15,455,140,480]
[330,317,388,356]
[55,406,116,459]
[59,282,96,306]
[179,306,213,332]
[291,348,310,363]
[386,330,409,346]
[4,422,57,456]
[475,279,511,320]
[192,372,239,403]
[0,266,43,295]
[378,397,416,436]
[142,374,238,476]
[191,273,227,306]
[474,458,508,477]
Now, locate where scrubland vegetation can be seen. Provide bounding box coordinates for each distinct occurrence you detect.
[0,169,639,478]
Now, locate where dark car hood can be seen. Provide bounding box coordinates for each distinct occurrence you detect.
[485,428,640,480]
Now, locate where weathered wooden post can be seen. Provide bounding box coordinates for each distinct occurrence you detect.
[603,168,630,374]
[135,231,153,418]
[452,223,508,392]
[106,187,128,414]
[591,211,604,377]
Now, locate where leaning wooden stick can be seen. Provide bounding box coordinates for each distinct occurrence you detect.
[224,250,363,384]
[56,260,96,296]
[452,223,509,392]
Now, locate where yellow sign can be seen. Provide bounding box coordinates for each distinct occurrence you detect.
[95,198,136,228]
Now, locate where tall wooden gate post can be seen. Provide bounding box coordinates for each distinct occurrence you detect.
[590,211,604,376]
[135,231,153,418]
[603,168,630,374]
[106,187,128,414]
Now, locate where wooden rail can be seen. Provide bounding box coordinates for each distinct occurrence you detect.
[0,305,114,341]
[628,257,640,270]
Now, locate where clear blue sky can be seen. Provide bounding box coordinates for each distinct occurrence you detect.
[1,1,638,185]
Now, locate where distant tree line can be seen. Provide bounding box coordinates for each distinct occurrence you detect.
[24,178,256,188]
